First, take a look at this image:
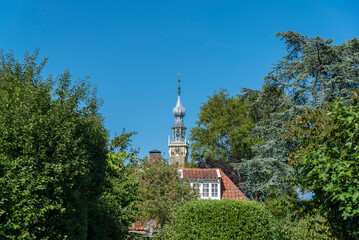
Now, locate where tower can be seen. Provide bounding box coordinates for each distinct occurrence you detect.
[168,74,189,167]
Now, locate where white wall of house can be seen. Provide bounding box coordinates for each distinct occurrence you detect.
[190,180,221,200]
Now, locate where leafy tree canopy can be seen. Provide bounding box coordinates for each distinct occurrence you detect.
[89,152,139,240]
[110,128,138,154]
[235,32,359,200]
[0,49,108,239]
[136,158,198,228]
[286,96,359,239]
[190,89,254,163]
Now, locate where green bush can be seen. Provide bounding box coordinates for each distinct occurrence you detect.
[159,199,280,240]
[279,216,335,240]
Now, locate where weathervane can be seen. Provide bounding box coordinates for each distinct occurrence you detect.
[178,73,181,96]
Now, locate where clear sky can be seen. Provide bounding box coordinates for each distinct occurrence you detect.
[1,0,359,159]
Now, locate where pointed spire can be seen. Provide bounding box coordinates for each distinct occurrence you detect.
[173,73,186,129]
[178,73,181,96]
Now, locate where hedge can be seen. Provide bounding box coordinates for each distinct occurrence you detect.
[157,199,280,240]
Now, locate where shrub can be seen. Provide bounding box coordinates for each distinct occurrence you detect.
[280,215,335,240]
[158,199,279,240]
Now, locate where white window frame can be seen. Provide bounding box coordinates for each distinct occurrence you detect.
[211,183,218,198]
[203,183,209,197]
[191,180,221,200]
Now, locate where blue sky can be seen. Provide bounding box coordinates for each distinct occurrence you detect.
[1,0,359,159]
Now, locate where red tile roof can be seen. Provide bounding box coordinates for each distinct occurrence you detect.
[132,168,247,201]
[181,168,219,179]
[218,169,247,200]
[179,168,247,200]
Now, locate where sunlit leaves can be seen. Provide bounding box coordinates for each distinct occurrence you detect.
[190,89,254,163]
[136,158,198,228]
[287,98,359,238]
[0,50,108,239]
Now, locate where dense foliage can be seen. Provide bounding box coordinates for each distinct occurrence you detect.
[155,200,279,240]
[235,31,359,200]
[136,158,198,228]
[280,215,334,240]
[88,150,139,240]
[286,98,359,239]
[0,50,108,239]
[264,190,334,240]
[190,89,254,163]
[234,84,295,200]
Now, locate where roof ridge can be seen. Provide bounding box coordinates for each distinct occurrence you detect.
[178,168,221,170]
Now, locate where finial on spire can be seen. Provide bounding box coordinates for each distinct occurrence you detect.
[178,73,181,96]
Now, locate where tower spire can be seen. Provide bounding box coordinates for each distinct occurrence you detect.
[169,73,189,167]
[178,73,181,96]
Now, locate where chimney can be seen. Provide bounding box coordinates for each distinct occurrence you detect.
[149,149,161,164]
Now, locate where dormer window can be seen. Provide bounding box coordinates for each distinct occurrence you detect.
[179,169,246,200]
[190,180,221,200]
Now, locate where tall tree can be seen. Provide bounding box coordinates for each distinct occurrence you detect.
[235,84,296,200]
[286,96,359,239]
[0,50,108,239]
[190,89,254,163]
[267,32,359,106]
[236,32,359,200]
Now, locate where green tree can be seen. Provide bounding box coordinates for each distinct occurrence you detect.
[280,215,334,240]
[236,32,359,200]
[109,128,139,154]
[0,50,108,239]
[264,189,334,240]
[286,97,359,239]
[190,89,254,163]
[238,85,295,196]
[136,158,198,228]
[88,150,139,240]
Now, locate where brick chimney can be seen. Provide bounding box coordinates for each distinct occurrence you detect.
[149,149,161,164]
